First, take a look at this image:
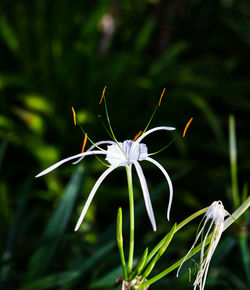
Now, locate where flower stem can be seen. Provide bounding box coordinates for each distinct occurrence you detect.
[126,165,134,275]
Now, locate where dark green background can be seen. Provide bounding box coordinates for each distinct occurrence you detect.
[0,0,249,289]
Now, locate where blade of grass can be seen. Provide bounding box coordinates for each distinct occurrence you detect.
[59,242,115,290]
[0,176,32,287]
[20,242,114,290]
[0,140,7,173]
[24,166,84,281]
[229,115,240,208]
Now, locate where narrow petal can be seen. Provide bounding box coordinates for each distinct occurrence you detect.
[35,150,106,177]
[145,157,173,220]
[74,165,118,231]
[136,126,175,143]
[134,161,156,231]
[200,219,214,260]
[72,140,115,164]
[177,216,209,277]
[194,220,218,290]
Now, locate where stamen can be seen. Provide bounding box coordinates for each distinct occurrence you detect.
[182,117,193,137]
[81,133,88,153]
[72,106,76,126]
[158,88,166,107]
[149,137,177,156]
[143,88,166,134]
[99,86,107,104]
[133,130,142,142]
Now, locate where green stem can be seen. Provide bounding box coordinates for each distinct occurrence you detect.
[126,165,134,275]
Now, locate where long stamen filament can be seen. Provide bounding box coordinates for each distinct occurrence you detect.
[143,89,166,134]
[71,108,103,151]
[149,137,177,156]
[98,115,115,140]
[103,96,118,143]
[99,88,127,161]
[143,105,158,134]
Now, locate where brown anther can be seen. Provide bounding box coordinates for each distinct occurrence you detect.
[72,107,76,126]
[158,88,166,107]
[182,117,193,137]
[133,130,142,142]
[99,86,107,104]
[81,133,88,153]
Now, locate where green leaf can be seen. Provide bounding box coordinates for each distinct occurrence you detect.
[116,207,128,280]
[24,166,84,281]
[59,242,115,290]
[0,14,19,54]
[20,271,79,290]
[142,223,176,279]
[89,266,122,288]
[0,140,7,173]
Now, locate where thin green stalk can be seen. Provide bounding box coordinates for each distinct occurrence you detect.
[146,207,208,265]
[138,196,250,289]
[126,165,134,275]
[141,224,176,280]
[175,207,208,232]
[229,115,240,208]
[224,195,250,229]
[129,248,148,281]
[117,208,128,280]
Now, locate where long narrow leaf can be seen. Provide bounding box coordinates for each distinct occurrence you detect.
[24,166,84,281]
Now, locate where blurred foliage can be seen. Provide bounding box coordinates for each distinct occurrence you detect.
[0,0,249,289]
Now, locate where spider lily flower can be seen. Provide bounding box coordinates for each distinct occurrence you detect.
[177,201,228,290]
[36,126,175,231]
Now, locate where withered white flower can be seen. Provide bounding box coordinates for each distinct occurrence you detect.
[36,126,175,231]
[177,201,228,290]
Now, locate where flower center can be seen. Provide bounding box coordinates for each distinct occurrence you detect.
[106,140,148,166]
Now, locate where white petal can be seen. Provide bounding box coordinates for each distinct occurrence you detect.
[136,126,176,143]
[194,220,220,290]
[200,219,214,260]
[134,161,156,231]
[176,216,209,277]
[74,165,118,231]
[145,157,173,220]
[72,140,115,164]
[35,150,106,177]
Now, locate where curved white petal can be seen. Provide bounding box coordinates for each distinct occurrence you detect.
[74,165,118,231]
[72,140,115,165]
[134,161,156,231]
[145,157,173,220]
[35,150,106,177]
[136,126,176,143]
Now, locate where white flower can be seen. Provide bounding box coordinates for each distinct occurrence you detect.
[36,126,175,232]
[177,201,228,290]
